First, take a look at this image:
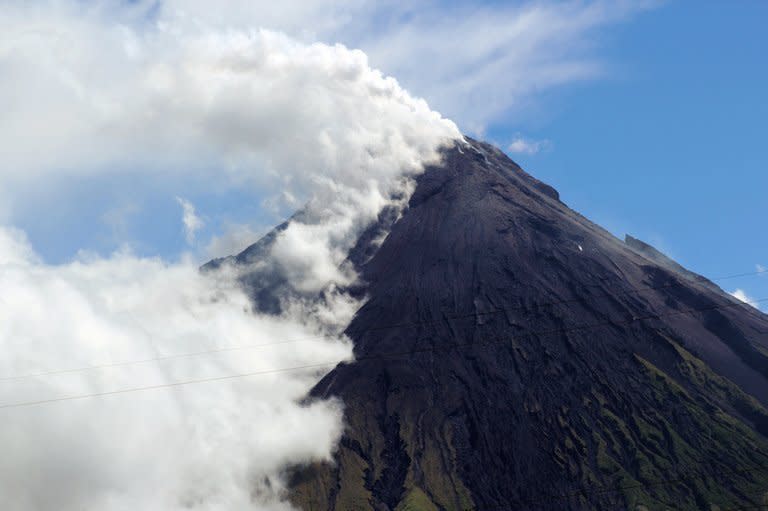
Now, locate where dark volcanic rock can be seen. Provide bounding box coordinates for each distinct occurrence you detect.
[218,138,768,510]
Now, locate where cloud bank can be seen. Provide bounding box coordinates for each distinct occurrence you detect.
[0,2,461,510]
[0,227,353,510]
[0,6,459,186]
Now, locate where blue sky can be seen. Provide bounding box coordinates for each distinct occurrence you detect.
[5,0,766,306]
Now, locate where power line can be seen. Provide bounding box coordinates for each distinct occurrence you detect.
[712,268,768,281]
[1,295,766,410]
[0,335,338,383]
[3,278,768,510]
[2,267,765,384]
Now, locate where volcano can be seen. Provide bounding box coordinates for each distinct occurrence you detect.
[211,138,768,510]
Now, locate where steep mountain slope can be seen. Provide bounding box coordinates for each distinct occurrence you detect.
[218,139,768,510]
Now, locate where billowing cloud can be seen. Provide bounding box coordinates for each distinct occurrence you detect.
[0,9,459,183]
[0,226,354,510]
[508,136,552,155]
[0,1,653,186]
[0,2,462,510]
[176,197,204,244]
[1,3,459,287]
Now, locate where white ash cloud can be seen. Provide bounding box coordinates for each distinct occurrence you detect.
[1,3,459,288]
[0,226,353,510]
[0,2,461,510]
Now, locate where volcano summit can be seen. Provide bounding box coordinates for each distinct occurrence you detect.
[212,138,768,511]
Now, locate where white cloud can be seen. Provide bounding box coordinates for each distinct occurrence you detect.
[0,1,655,149]
[508,136,552,155]
[0,3,463,509]
[176,197,204,244]
[730,288,760,309]
[758,264,766,275]
[0,16,459,183]
[0,225,353,511]
[0,5,459,289]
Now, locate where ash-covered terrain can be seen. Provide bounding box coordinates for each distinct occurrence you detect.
[213,138,768,510]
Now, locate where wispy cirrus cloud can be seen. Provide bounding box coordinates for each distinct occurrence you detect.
[349,1,659,133]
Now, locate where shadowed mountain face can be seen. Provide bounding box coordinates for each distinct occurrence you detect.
[215,139,768,510]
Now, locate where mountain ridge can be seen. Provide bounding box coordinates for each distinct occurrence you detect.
[212,138,768,510]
